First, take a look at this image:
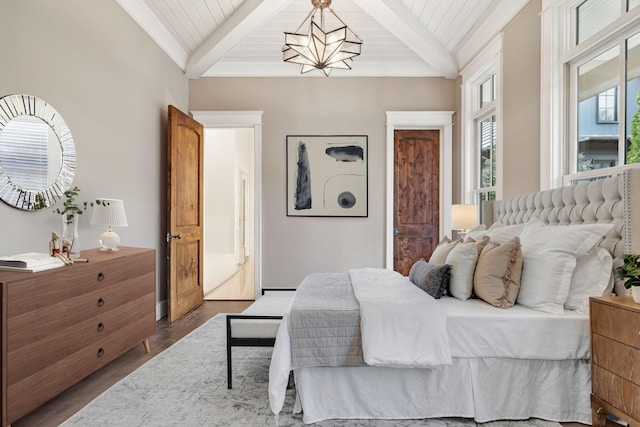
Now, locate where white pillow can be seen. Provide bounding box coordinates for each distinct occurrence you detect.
[487,223,525,243]
[464,224,487,240]
[516,220,614,314]
[565,247,614,314]
[429,237,459,265]
[445,241,480,300]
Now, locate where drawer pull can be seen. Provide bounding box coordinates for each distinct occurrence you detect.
[97,347,104,357]
[97,297,105,307]
[97,322,104,332]
[97,272,105,281]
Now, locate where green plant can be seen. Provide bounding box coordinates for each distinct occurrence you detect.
[627,92,640,164]
[616,253,640,289]
[53,186,106,224]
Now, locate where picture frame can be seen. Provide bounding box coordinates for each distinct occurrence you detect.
[286,135,368,217]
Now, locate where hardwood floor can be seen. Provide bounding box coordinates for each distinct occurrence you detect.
[13,300,252,427]
[13,299,596,427]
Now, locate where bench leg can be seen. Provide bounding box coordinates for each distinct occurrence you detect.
[227,343,233,389]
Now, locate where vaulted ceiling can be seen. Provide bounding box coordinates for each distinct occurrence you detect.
[116,0,530,78]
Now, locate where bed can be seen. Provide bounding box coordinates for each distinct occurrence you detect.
[269,168,640,425]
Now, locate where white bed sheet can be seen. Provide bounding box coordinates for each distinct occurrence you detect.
[439,296,590,359]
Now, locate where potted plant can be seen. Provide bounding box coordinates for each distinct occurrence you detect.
[53,187,106,258]
[615,253,640,303]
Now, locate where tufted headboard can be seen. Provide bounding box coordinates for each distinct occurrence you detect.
[482,168,640,295]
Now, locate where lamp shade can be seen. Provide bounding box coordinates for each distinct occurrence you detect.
[451,204,478,231]
[90,199,128,227]
[90,199,128,251]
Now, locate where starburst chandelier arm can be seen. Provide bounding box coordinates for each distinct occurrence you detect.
[292,8,317,34]
[328,8,363,42]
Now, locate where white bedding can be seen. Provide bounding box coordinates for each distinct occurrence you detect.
[293,358,591,424]
[440,296,590,359]
[269,271,591,424]
[349,268,451,368]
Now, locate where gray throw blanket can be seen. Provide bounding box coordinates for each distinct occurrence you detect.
[288,272,365,369]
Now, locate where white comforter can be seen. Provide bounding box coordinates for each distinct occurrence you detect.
[349,268,451,367]
[269,268,451,416]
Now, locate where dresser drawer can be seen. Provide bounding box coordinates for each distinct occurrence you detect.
[6,312,155,423]
[7,270,155,349]
[7,291,155,384]
[592,365,640,420]
[592,334,640,386]
[591,299,640,349]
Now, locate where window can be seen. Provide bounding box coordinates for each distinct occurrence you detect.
[461,35,502,209]
[541,0,640,187]
[597,87,617,123]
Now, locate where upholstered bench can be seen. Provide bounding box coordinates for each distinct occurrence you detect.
[225,288,295,389]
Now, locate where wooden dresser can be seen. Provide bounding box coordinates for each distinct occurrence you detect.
[0,246,156,426]
[590,296,640,427]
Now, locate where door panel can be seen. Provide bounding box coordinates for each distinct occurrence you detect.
[167,105,204,322]
[393,129,440,276]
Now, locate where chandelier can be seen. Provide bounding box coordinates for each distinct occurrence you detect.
[282,0,363,76]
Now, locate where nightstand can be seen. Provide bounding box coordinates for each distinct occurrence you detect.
[590,296,640,427]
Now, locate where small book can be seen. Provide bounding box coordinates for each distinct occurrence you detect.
[0,252,66,272]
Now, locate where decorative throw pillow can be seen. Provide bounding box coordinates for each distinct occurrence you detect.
[464,224,488,241]
[473,237,523,308]
[446,236,490,300]
[486,223,525,243]
[428,236,459,265]
[409,258,451,299]
[564,247,614,314]
[516,219,614,314]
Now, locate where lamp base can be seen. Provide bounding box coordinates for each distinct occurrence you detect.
[99,228,121,251]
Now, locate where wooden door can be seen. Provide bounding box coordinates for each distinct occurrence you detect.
[167,105,204,322]
[393,129,440,275]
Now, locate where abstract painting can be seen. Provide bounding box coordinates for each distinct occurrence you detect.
[286,135,368,217]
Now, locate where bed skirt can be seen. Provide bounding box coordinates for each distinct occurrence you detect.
[292,357,591,425]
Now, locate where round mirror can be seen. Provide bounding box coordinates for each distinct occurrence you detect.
[0,94,76,211]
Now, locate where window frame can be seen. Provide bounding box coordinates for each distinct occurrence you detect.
[460,33,503,207]
[541,0,640,188]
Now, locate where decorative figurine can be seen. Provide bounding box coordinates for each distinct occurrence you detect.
[61,238,72,259]
[49,232,61,256]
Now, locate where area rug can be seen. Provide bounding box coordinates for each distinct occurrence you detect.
[61,314,562,427]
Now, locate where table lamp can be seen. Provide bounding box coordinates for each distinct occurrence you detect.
[90,198,128,251]
[451,204,478,239]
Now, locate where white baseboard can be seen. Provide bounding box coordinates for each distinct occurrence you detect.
[156,299,167,320]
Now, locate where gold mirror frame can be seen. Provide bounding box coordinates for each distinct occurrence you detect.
[0,94,76,211]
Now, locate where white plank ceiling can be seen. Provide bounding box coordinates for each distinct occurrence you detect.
[116,0,531,78]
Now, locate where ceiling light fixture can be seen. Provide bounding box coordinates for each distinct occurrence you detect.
[282,0,363,76]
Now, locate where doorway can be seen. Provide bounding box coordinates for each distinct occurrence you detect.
[385,111,454,270]
[192,111,263,300]
[202,128,254,300]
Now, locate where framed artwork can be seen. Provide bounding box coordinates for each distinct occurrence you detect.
[286,135,368,217]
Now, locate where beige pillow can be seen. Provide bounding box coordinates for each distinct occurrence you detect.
[429,236,459,265]
[474,237,523,308]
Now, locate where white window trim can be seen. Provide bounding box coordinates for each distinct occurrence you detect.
[460,33,503,203]
[540,0,640,189]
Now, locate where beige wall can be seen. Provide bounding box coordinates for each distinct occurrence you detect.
[0,0,543,304]
[190,77,457,286]
[0,0,189,312]
[501,0,542,197]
